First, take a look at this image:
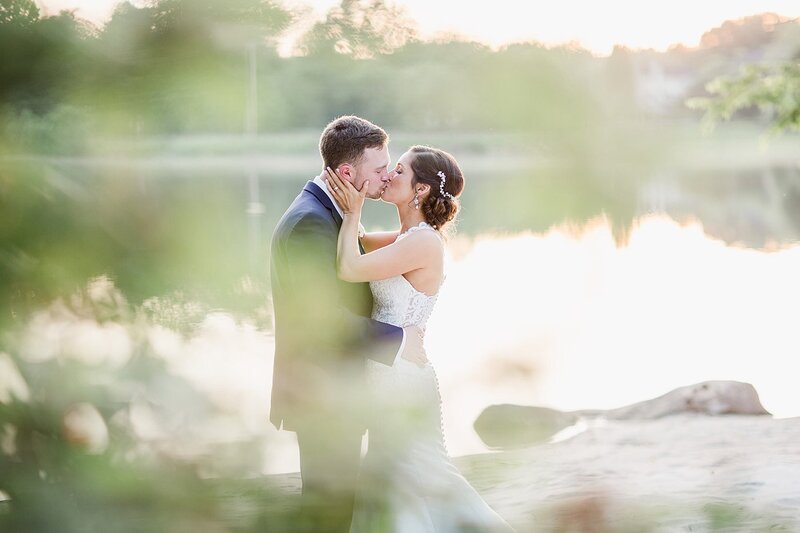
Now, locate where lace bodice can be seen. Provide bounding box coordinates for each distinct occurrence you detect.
[369,223,442,330]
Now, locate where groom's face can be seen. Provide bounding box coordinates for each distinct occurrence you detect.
[348,145,391,200]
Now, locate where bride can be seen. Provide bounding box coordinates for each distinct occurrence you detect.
[325,145,515,533]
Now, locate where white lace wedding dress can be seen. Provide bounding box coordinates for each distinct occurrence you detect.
[350,223,515,533]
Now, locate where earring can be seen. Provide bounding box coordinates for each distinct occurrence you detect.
[413,193,420,209]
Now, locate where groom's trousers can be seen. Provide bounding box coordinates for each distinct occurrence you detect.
[296,427,363,533]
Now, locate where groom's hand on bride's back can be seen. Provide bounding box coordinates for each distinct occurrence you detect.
[400,325,428,368]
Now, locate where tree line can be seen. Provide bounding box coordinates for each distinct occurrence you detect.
[0,0,798,153]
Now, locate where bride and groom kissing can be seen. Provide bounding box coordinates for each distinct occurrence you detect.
[270,116,515,532]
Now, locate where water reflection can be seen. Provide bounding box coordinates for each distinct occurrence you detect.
[3,151,798,324]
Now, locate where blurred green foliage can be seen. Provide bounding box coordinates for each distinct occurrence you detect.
[300,0,415,58]
[0,158,280,341]
[0,0,633,150]
[685,13,800,136]
[688,61,800,135]
[0,277,285,532]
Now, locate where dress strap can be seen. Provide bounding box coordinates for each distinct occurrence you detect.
[397,221,441,242]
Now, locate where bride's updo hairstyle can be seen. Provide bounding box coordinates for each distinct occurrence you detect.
[409,145,464,232]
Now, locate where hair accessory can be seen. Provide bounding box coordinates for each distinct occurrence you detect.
[437,171,455,200]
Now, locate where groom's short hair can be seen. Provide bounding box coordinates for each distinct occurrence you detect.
[319,116,388,170]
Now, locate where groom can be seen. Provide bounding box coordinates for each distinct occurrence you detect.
[270,115,427,532]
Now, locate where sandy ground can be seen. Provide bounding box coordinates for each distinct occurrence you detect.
[461,414,800,532]
[246,414,800,532]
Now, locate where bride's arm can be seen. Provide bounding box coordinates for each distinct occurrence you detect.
[340,215,439,282]
[361,230,400,253]
[325,168,440,282]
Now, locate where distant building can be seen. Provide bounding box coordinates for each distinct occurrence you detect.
[631,57,695,115]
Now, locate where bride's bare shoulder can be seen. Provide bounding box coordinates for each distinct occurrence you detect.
[398,227,445,262]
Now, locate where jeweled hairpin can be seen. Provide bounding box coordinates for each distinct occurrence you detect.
[437,171,454,200]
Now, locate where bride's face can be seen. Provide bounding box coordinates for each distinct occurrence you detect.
[381,150,416,205]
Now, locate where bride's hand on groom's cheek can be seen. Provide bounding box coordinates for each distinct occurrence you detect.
[325,166,366,215]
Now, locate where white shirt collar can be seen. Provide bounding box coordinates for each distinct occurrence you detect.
[312,174,344,218]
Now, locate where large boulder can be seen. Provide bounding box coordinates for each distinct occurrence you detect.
[474,381,770,449]
[473,405,578,450]
[601,380,771,420]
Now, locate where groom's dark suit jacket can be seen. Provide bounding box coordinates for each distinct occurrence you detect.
[269,181,403,431]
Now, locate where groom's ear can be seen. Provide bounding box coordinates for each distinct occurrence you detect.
[338,164,354,183]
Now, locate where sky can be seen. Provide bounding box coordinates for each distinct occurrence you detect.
[35,0,800,55]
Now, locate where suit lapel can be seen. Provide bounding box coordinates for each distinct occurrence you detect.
[304,181,366,255]
[301,181,372,314]
[303,181,343,227]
